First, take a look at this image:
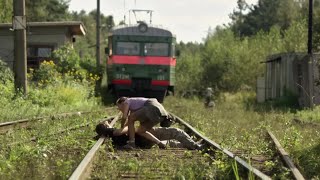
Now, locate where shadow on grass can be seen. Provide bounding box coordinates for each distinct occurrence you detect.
[244,94,301,113]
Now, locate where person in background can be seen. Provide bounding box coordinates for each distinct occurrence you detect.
[115,97,169,149]
[95,121,203,150]
[204,87,215,108]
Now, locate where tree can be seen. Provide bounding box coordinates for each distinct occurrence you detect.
[71,10,114,59]
[0,0,13,23]
[26,0,70,21]
[229,0,249,37]
[229,0,303,37]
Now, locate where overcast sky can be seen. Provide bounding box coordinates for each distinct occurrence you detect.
[69,0,258,43]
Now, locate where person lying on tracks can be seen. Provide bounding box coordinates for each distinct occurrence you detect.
[115,97,170,149]
[95,121,203,150]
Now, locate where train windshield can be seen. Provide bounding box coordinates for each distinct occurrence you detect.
[116,42,140,56]
[144,43,169,56]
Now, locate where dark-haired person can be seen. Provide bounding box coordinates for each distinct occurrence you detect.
[115,97,169,149]
[95,121,202,150]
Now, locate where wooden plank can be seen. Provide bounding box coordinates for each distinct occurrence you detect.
[267,130,305,180]
[171,113,271,180]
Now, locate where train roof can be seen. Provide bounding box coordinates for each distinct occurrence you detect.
[109,23,175,37]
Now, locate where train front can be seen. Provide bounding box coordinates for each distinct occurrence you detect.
[106,22,176,102]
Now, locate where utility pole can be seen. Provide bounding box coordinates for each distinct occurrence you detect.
[308,0,314,108]
[13,0,27,94]
[308,0,313,54]
[96,0,101,68]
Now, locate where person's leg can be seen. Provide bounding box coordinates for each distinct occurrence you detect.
[166,140,184,148]
[136,124,166,148]
[155,127,199,150]
[122,108,149,148]
[127,115,136,142]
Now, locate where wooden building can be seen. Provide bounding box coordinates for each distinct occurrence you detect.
[257,53,320,107]
[0,21,86,69]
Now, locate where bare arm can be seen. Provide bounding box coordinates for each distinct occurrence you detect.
[120,102,129,128]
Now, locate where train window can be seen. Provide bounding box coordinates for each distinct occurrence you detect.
[144,43,169,56]
[116,42,140,56]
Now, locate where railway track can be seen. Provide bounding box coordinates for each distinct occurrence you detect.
[0,107,115,134]
[267,130,305,180]
[0,110,305,179]
[6,117,114,147]
[69,113,278,179]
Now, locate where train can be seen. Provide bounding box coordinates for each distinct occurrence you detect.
[105,21,178,102]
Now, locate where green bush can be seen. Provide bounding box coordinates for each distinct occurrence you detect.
[52,44,81,74]
[0,60,14,99]
[32,60,61,86]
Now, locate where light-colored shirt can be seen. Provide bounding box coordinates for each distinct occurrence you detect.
[125,97,148,111]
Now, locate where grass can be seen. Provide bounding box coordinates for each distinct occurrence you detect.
[163,92,320,179]
[0,90,319,179]
[0,112,117,179]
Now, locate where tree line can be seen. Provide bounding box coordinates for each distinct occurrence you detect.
[177,0,316,95]
[0,0,318,95]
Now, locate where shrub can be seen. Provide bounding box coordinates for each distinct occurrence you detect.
[0,60,14,99]
[52,44,81,74]
[32,60,60,86]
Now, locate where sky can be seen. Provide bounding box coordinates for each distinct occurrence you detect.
[68,0,258,43]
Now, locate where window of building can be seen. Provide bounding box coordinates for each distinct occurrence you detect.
[27,45,54,69]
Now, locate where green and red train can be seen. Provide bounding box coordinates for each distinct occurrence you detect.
[105,22,177,102]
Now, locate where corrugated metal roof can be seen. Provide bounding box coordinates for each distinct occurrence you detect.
[0,21,86,35]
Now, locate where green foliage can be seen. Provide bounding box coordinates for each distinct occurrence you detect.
[296,143,320,179]
[0,60,14,100]
[71,10,114,58]
[295,105,320,123]
[52,44,81,74]
[175,42,203,93]
[26,0,70,21]
[0,0,13,23]
[0,46,102,121]
[0,60,14,84]
[187,20,308,93]
[32,60,60,86]
[283,20,308,52]
[164,93,319,178]
[0,114,105,178]
[230,0,302,37]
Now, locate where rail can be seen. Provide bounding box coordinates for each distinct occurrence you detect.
[69,114,120,180]
[267,130,305,180]
[171,112,272,180]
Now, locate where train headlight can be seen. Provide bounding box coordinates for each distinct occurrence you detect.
[138,22,148,33]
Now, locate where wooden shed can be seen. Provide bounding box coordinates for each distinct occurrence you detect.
[257,53,320,107]
[0,21,86,69]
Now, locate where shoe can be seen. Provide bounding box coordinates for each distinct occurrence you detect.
[122,141,136,150]
[196,144,205,151]
[158,142,166,149]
